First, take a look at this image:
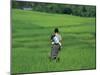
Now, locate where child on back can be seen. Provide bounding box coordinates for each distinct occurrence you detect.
[51,29,62,50]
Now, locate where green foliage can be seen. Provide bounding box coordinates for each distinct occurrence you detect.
[12,1,96,17]
[12,9,96,74]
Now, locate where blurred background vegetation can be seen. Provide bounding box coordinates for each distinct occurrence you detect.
[12,1,96,17]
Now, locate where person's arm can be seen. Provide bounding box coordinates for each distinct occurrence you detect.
[59,34,62,44]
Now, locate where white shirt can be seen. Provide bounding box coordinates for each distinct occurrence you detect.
[53,36,59,44]
[52,33,62,46]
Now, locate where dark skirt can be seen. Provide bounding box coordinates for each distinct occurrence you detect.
[51,44,60,59]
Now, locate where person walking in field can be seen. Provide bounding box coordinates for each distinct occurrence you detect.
[50,28,62,62]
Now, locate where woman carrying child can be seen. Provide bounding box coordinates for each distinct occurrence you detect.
[50,28,62,62]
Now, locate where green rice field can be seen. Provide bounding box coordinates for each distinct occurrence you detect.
[12,9,96,74]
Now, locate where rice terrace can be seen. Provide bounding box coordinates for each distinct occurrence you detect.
[12,1,96,74]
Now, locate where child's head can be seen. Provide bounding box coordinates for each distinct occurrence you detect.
[51,34,55,41]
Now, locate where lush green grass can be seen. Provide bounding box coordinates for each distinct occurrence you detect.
[12,9,96,74]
